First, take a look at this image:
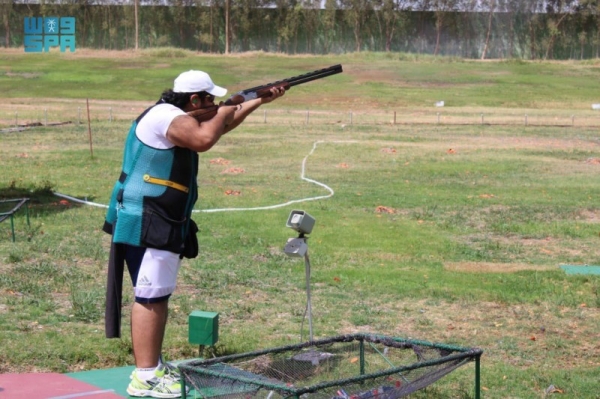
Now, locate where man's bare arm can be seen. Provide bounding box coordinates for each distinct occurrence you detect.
[223,87,285,133]
[166,105,237,152]
[167,87,284,152]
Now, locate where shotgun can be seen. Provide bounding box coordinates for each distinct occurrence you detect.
[188,64,343,122]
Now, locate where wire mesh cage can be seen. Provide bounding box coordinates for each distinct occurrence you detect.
[179,334,483,399]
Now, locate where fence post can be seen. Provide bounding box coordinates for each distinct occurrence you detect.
[86,98,93,159]
[78,107,81,125]
[263,109,267,123]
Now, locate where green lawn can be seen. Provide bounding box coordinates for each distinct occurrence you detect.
[0,49,599,398]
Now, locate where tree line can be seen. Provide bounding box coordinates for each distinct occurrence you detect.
[2,0,600,60]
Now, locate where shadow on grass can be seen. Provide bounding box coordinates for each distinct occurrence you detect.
[0,181,85,217]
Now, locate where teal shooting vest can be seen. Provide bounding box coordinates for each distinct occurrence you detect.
[103,107,198,254]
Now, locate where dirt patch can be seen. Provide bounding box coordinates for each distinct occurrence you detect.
[578,209,600,223]
[444,262,552,273]
[349,69,398,84]
[222,167,245,174]
[5,72,42,78]
[210,158,230,165]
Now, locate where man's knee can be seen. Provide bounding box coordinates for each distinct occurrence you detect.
[134,294,171,305]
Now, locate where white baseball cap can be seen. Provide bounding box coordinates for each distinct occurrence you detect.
[173,70,228,97]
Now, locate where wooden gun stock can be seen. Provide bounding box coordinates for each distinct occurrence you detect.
[223,82,291,106]
[186,105,219,123]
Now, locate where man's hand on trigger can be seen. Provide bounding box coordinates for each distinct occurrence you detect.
[260,86,285,105]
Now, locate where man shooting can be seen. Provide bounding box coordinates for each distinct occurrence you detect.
[103,69,284,398]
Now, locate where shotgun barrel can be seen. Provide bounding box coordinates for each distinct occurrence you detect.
[223,64,343,105]
[188,64,343,121]
[238,64,343,95]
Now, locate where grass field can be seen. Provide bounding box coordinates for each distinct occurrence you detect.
[1,49,600,398]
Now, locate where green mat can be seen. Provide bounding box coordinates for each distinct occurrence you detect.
[67,365,134,397]
[67,360,202,398]
[560,265,600,275]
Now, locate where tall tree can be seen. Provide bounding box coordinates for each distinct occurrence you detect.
[321,0,338,53]
[134,0,139,50]
[578,31,587,59]
[301,0,320,53]
[194,0,220,52]
[373,0,409,52]
[503,0,525,58]
[544,0,577,59]
[578,0,600,57]
[144,0,172,48]
[225,0,230,53]
[340,0,372,52]
[0,0,13,47]
[426,0,460,55]
[480,0,496,59]
[230,0,269,52]
[119,0,134,49]
[273,1,304,53]
[170,0,195,48]
[274,0,292,52]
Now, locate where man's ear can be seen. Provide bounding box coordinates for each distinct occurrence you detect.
[190,94,200,106]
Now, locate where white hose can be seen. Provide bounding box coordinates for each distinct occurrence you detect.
[53,192,108,209]
[53,140,358,212]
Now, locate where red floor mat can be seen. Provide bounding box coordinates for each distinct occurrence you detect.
[0,373,124,398]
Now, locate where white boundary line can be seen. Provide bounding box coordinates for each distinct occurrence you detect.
[48,389,116,399]
[53,140,358,213]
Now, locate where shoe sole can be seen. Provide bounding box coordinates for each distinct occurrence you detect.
[127,386,153,397]
[127,386,182,398]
